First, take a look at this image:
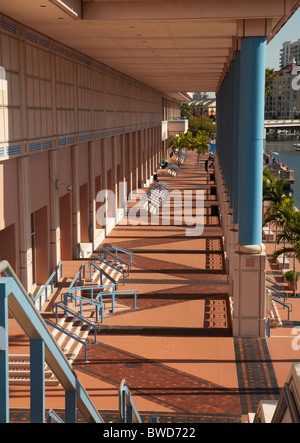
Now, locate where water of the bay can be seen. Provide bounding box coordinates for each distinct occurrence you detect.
[265,135,300,210]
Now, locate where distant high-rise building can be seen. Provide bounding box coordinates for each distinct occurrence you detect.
[280,40,300,69]
[265,61,300,119]
[192,92,209,100]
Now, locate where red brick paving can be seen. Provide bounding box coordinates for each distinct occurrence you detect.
[7,150,300,423]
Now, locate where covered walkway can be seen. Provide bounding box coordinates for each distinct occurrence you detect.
[8,150,300,423]
[1,0,300,424]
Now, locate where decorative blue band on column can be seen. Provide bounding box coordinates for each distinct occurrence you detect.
[238,37,267,246]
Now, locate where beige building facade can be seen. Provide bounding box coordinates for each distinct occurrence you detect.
[0,13,181,294]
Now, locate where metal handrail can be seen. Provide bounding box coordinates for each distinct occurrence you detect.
[92,255,127,285]
[267,285,293,320]
[94,289,138,313]
[47,410,64,423]
[89,261,118,288]
[266,277,283,290]
[272,297,293,321]
[68,262,86,293]
[34,262,63,311]
[118,379,142,424]
[71,284,115,301]
[97,249,130,275]
[55,303,99,344]
[0,260,103,423]
[266,285,287,302]
[103,244,133,267]
[62,292,104,324]
[45,318,90,363]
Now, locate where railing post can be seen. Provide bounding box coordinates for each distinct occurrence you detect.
[30,338,45,423]
[127,405,133,423]
[65,389,77,423]
[112,293,115,313]
[0,282,9,424]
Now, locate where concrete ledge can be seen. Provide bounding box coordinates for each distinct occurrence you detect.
[277,255,290,270]
[263,227,274,241]
[256,400,278,423]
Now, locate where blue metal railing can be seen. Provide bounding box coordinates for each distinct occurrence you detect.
[34,262,63,311]
[118,379,159,423]
[97,249,130,275]
[0,260,104,423]
[62,292,105,324]
[45,318,91,363]
[267,286,293,321]
[94,289,138,313]
[47,410,64,423]
[67,286,137,314]
[92,255,127,285]
[119,379,142,424]
[272,297,293,321]
[103,244,133,268]
[71,284,116,302]
[89,261,118,288]
[55,303,99,344]
[68,262,86,293]
[266,277,283,291]
[266,285,287,303]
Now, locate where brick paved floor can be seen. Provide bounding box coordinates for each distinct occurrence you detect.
[8,151,300,423]
[72,152,280,422]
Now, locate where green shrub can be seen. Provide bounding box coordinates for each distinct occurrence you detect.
[285,270,299,282]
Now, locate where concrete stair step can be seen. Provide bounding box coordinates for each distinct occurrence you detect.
[8,355,59,386]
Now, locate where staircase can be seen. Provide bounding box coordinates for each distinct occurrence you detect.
[45,246,136,365]
[9,355,59,386]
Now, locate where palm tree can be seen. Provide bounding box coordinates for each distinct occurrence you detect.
[263,196,294,250]
[271,210,300,296]
[169,133,191,167]
[188,130,209,167]
[180,102,194,119]
[265,68,276,100]
[263,172,287,243]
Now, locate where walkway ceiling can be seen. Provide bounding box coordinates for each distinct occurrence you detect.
[0,0,299,100]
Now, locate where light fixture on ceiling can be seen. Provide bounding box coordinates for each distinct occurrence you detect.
[49,0,82,20]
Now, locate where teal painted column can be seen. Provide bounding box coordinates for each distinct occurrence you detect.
[238,37,267,246]
[232,51,241,225]
[223,73,229,188]
[30,338,45,423]
[227,63,234,204]
[217,75,226,183]
[0,283,9,423]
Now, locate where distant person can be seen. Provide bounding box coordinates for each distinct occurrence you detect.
[205,159,208,172]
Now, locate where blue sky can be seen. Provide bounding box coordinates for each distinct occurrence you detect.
[266,8,300,70]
